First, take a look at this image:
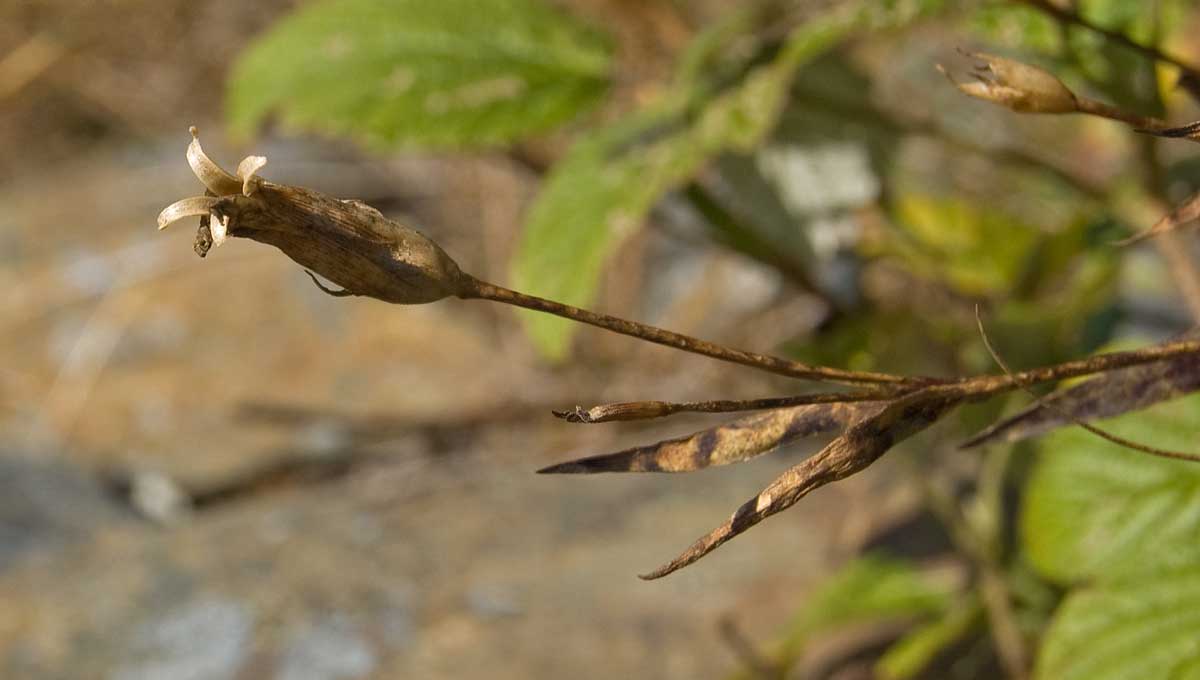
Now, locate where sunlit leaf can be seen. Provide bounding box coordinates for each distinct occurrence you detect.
[1021,392,1200,584]
[1035,565,1200,680]
[227,0,612,148]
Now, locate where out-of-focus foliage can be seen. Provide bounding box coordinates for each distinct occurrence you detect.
[227,0,612,148]
[512,7,868,358]
[890,194,1041,295]
[728,553,958,680]
[875,595,983,680]
[786,553,955,634]
[513,0,955,357]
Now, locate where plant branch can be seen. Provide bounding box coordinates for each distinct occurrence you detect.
[462,277,923,387]
[1073,96,1167,132]
[553,390,894,423]
[948,336,1200,399]
[160,129,1200,580]
[974,309,1200,462]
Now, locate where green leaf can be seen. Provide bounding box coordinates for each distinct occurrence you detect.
[1035,565,1200,680]
[727,553,955,680]
[227,0,611,148]
[773,553,955,668]
[876,595,984,680]
[889,193,1043,296]
[1021,392,1200,584]
[511,2,914,359]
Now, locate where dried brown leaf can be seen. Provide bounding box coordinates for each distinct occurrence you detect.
[641,390,960,578]
[1136,119,1200,140]
[962,343,1200,448]
[538,402,887,474]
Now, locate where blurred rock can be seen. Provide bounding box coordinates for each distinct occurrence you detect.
[0,433,887,680]
[0,451,124,572]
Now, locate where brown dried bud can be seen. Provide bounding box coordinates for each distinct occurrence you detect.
[940,51,1078,114]
[159,128,469,304]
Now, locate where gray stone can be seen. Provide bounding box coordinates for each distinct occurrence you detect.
[113,598,254,680]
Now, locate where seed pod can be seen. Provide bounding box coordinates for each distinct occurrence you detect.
[941,51,1078,114]
[160,128,471,304]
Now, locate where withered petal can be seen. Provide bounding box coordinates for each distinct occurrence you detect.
[187,126,242,196]
[237,155,268,196]
[157,196,220,230]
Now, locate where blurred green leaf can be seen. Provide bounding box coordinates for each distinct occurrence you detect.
[890,193,1042,296]
[876,595,983,680]
[512,0,955,358]
[790,554,954,635]
[728,553,956,680]
[1034,565,1200,680]
[1021,392,1200,584]
[510,8,863,359]
[771,553,955,672]
[967,5,1063,54]
[227,0,611,148]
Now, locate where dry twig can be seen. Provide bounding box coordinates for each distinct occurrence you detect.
[158,128,1200,578]
[973,307,1200,462]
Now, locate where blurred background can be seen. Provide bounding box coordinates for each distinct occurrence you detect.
[3,1,1200,678]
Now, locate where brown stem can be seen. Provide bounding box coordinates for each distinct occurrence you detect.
[460,276,925,386]
[1074,97,1167,131]
[975,308,1200,463]
[554,390,892,423]
[951,337,1200,398]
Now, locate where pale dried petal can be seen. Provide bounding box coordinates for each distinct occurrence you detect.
[237,155,268,197]
[186,126,241,196]
[209,211,229,247]
[157,196,220,230]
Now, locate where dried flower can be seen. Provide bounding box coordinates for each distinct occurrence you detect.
[940,51,1078,114]
[158,127,470,304]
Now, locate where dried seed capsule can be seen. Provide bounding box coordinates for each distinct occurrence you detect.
[161,127,470,304]
[941,51,1078,114]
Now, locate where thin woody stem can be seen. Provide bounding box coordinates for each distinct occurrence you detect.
[951,337,1200,398]
[1075,96,1167,132]
[463,275,1200,395]
[554,390,891,423]
[461,277,926,386]
[974,307,1200,462]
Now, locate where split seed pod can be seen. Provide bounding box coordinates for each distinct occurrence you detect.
[940,51,1078,114]
[158,127,470,304]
